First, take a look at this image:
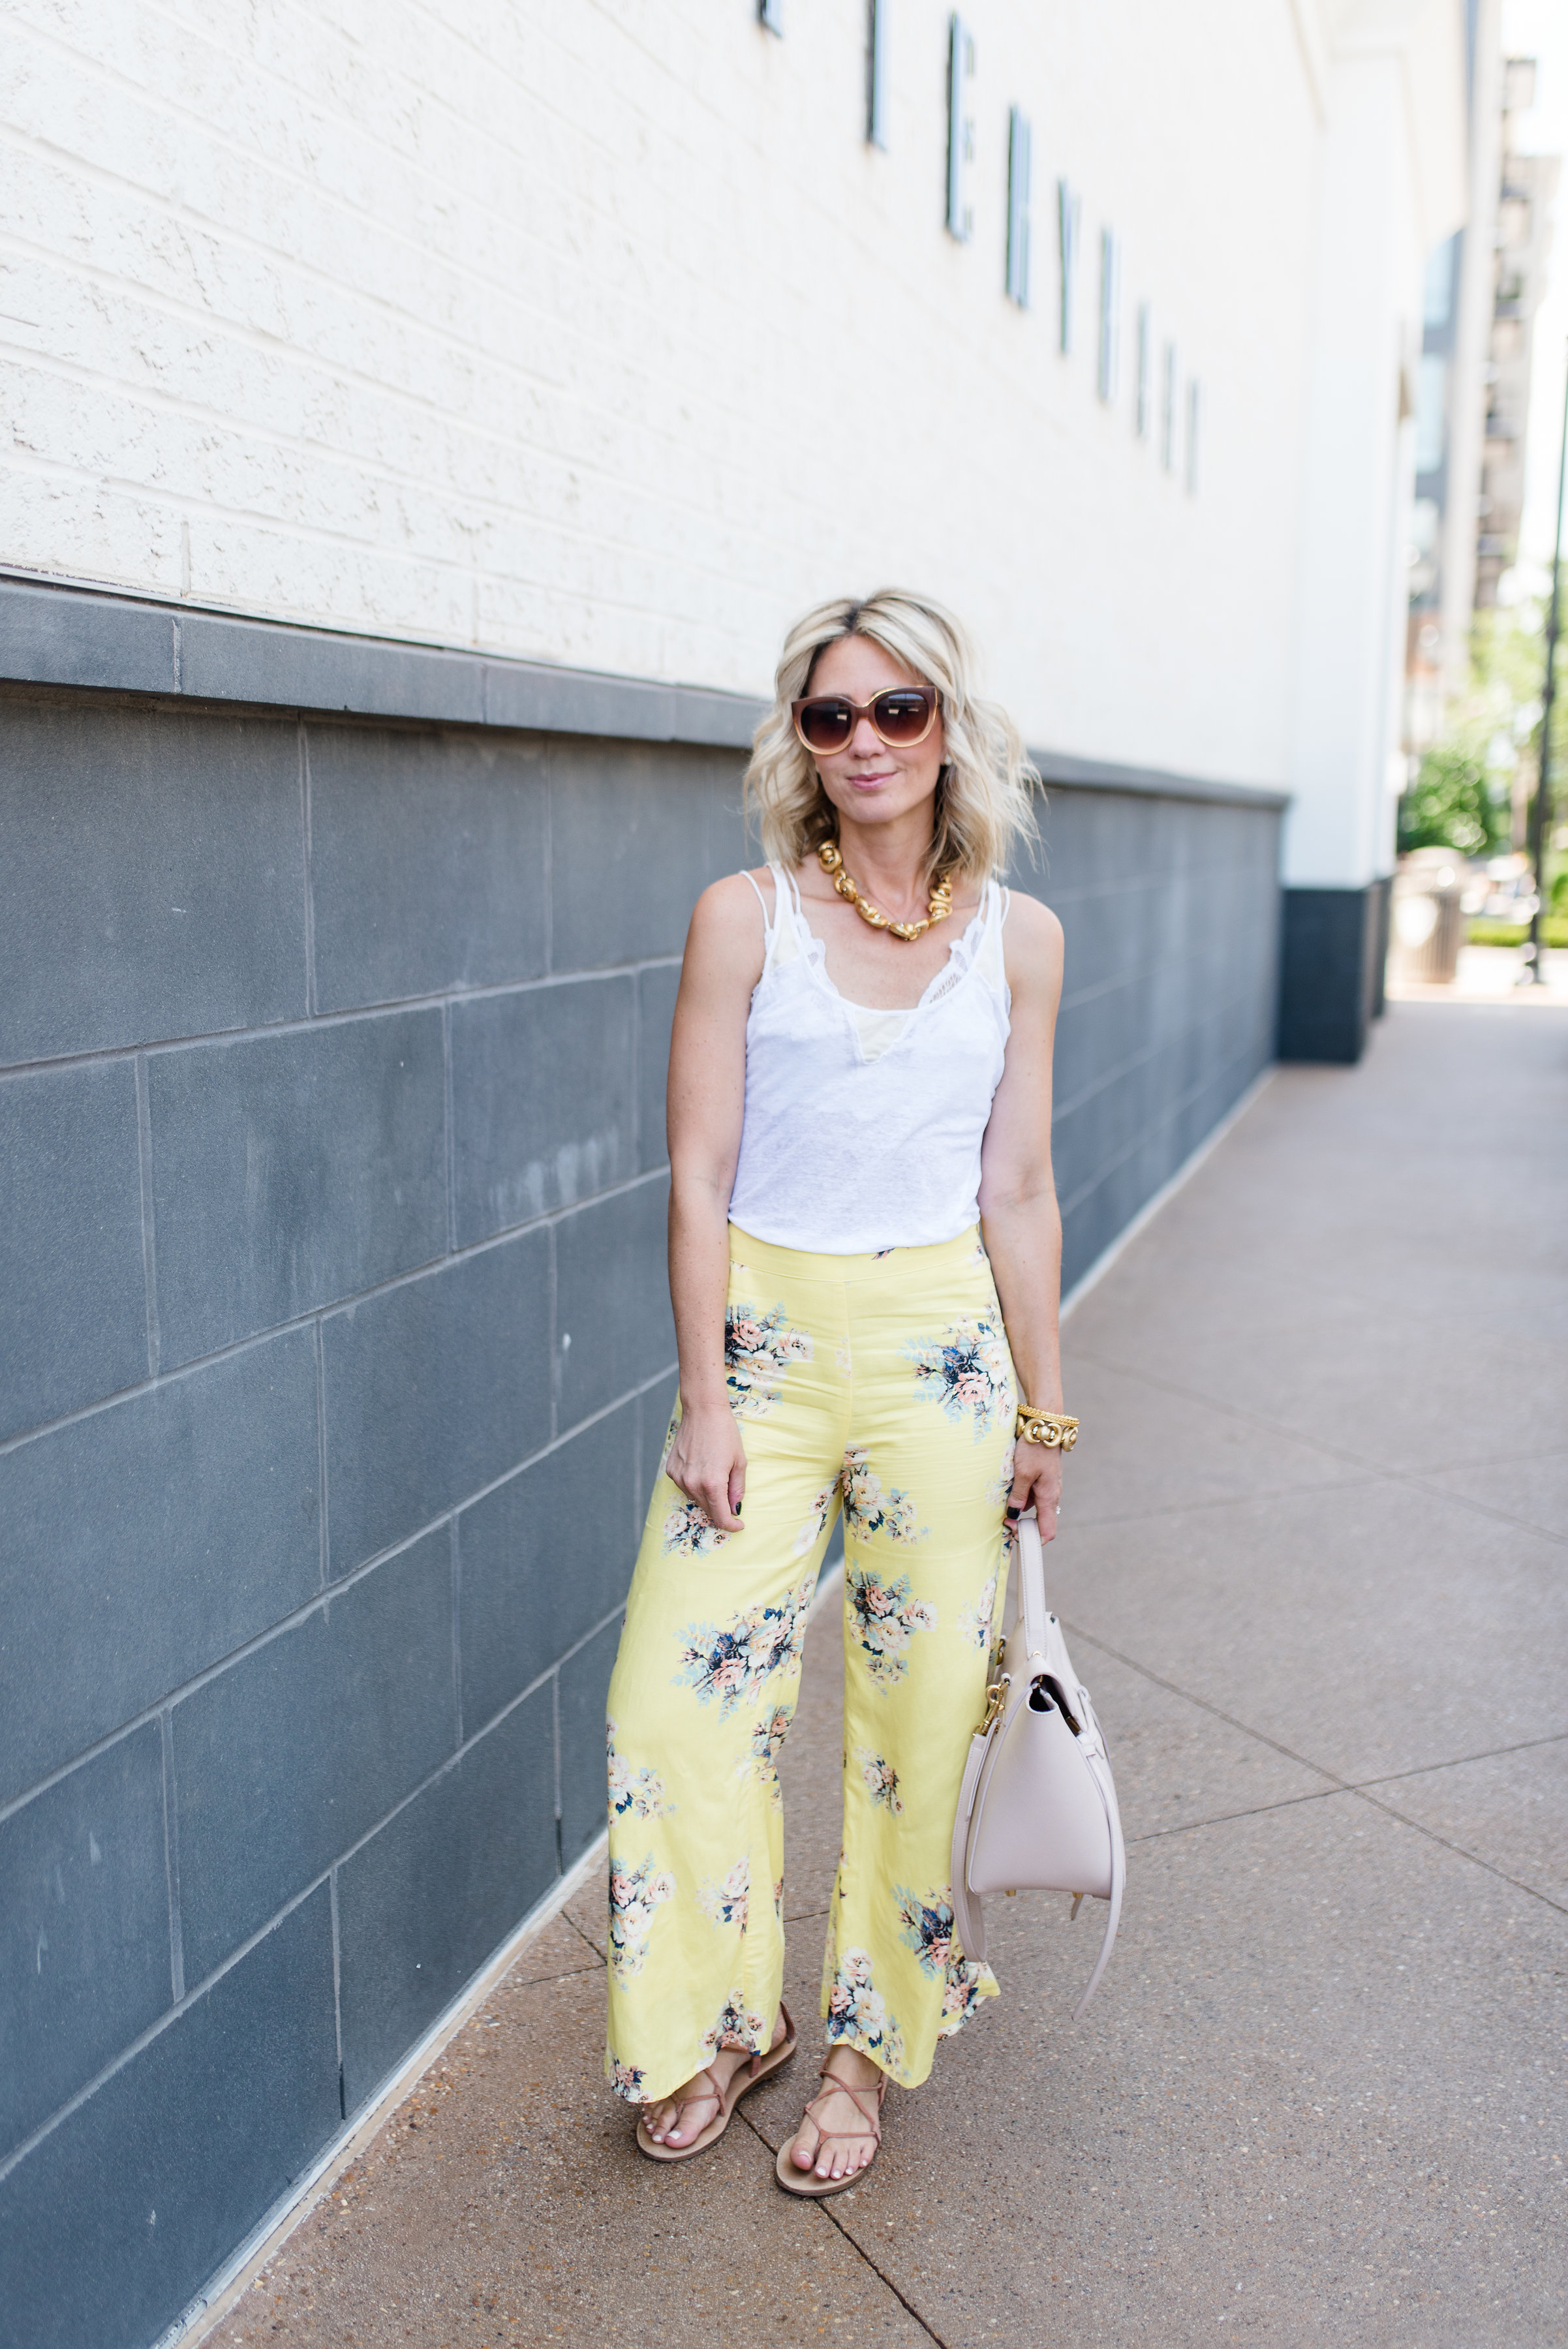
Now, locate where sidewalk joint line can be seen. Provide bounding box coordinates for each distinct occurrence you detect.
[1064,1353,1568,1551]
[1066,1620,1568,1912]
[736,2108,952,2348]
[562,1909,607,1964]
[1345,1789,1568,1920]
[1126,1785,1344,1845]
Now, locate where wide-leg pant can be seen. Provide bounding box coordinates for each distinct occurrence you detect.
[604,1224,1017,2104]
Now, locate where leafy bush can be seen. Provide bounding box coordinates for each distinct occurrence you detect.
[1466,915,1568,947]
[1397,745,1509,855]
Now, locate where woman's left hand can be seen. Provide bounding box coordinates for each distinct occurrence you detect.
[1005,1438,1064,1544]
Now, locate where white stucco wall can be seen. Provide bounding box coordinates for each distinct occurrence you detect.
[1285,1,1468,884]
[0,0,1463,823]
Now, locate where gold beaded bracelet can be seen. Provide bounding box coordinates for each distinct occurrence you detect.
[1015,1405,1079,1451]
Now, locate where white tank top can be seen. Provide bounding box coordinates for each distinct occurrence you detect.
[726,864,1011,1254]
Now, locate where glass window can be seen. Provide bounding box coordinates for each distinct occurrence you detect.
[1422,238,1456,329]
[1415,353,1447,473]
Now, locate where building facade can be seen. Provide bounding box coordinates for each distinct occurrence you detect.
[0,7,1463,2345]
[1407,8,1562,755]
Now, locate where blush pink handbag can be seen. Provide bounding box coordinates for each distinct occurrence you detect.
[949,1509,1125,2019]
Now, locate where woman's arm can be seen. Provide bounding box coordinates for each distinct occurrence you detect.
[977,893,1068,1541]
[662,873,768,1535]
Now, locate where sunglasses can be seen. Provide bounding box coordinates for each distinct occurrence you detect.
[790,686,941,757]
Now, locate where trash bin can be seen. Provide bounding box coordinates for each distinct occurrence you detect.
[1391,852,1466,985]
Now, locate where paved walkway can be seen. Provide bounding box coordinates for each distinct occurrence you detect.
[206,1000,1568,2349]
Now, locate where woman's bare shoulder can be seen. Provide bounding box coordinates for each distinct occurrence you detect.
[692,867,773,929]
[1003,887,1063,947]
[1001,889,1064,992]
[684,869,772,981]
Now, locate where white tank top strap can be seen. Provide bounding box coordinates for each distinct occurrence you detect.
[971,877,1010,1002]
[762,861,807,971]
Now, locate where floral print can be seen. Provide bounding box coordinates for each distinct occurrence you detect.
[607,2055,647,2101]
[895,1884,959,1978]
[726,1302,813,1418]
[606,1717,674,1819]
[608,1852,675,1982]
[938,1966,995,2038]
[841,1445,926,1545]
[897,1884,997,2038]
[823,1946,905,2073]
[906,1315,1014,1439]
[737,1703,794,1799]
[662,1496,728,1557]
[846,1563,937,1691]
[696,1858,750,1930]
[984,1443,1016,1512]
[955,1573,997,1653]
[673,1576,814,1715]
[853,1746,904,1815]
[700,1993,768,2059]
[792,1477,839,1557]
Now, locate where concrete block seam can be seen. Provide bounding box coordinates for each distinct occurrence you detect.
[0,958,690,1086]
[159,1707,185,2007]
[1052,981,1271,1123]
[0,1603,624,2194]
[449,1517,463,1749]
[0,1166,672,1462]
[441,996,457,1257]
[329,1869,345,2109]
[145,1822,614,2349]
[463,1596,628,1757]
[300,720,317,1020]
[1056,1051,1274,1225]
[313,1319,330,1593]
[0,1366,675,1829]
[133,1049,161,1380]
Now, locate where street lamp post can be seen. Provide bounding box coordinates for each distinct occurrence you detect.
[1525,342,1568,984]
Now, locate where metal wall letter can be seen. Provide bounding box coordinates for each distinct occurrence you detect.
[947,16,976,242]
[1056,180,1080,354]
[1097,229,1120,403]
[1006,110,1032,306]
[867,0,889,148]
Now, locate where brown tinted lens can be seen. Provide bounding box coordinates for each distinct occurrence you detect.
[872,689,934,743]
[797,699,853,752]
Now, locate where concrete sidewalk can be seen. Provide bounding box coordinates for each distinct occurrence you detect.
[206,1001,1568,2349]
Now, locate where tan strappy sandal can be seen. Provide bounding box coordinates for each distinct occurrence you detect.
[636,2002,797,2164]
[774,2059,887,2197]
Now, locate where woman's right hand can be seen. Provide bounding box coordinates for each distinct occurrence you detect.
[664,1398,747,1535]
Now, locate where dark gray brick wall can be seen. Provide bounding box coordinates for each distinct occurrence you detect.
[1018,790,1282,1290]
[0,675,1278,2349]
[0,690,743,2349]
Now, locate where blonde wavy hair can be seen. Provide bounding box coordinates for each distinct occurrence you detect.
[744,589,1039,883]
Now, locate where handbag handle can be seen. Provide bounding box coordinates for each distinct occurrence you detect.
[1015,1507,1051,1665]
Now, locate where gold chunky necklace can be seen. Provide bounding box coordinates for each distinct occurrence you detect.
[817,840,954,942]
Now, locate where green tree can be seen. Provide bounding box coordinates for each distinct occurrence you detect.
[1396,741,1509,855]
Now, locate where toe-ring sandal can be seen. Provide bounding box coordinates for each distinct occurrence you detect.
[636,2001,797,2163]
[774,2063,887,2197]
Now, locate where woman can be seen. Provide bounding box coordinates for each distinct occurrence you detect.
[603,588,1069,2194]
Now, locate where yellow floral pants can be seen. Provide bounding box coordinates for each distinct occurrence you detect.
[604,1223,1016,2104]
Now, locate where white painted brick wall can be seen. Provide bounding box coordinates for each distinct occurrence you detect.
[3,0,1330,781]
